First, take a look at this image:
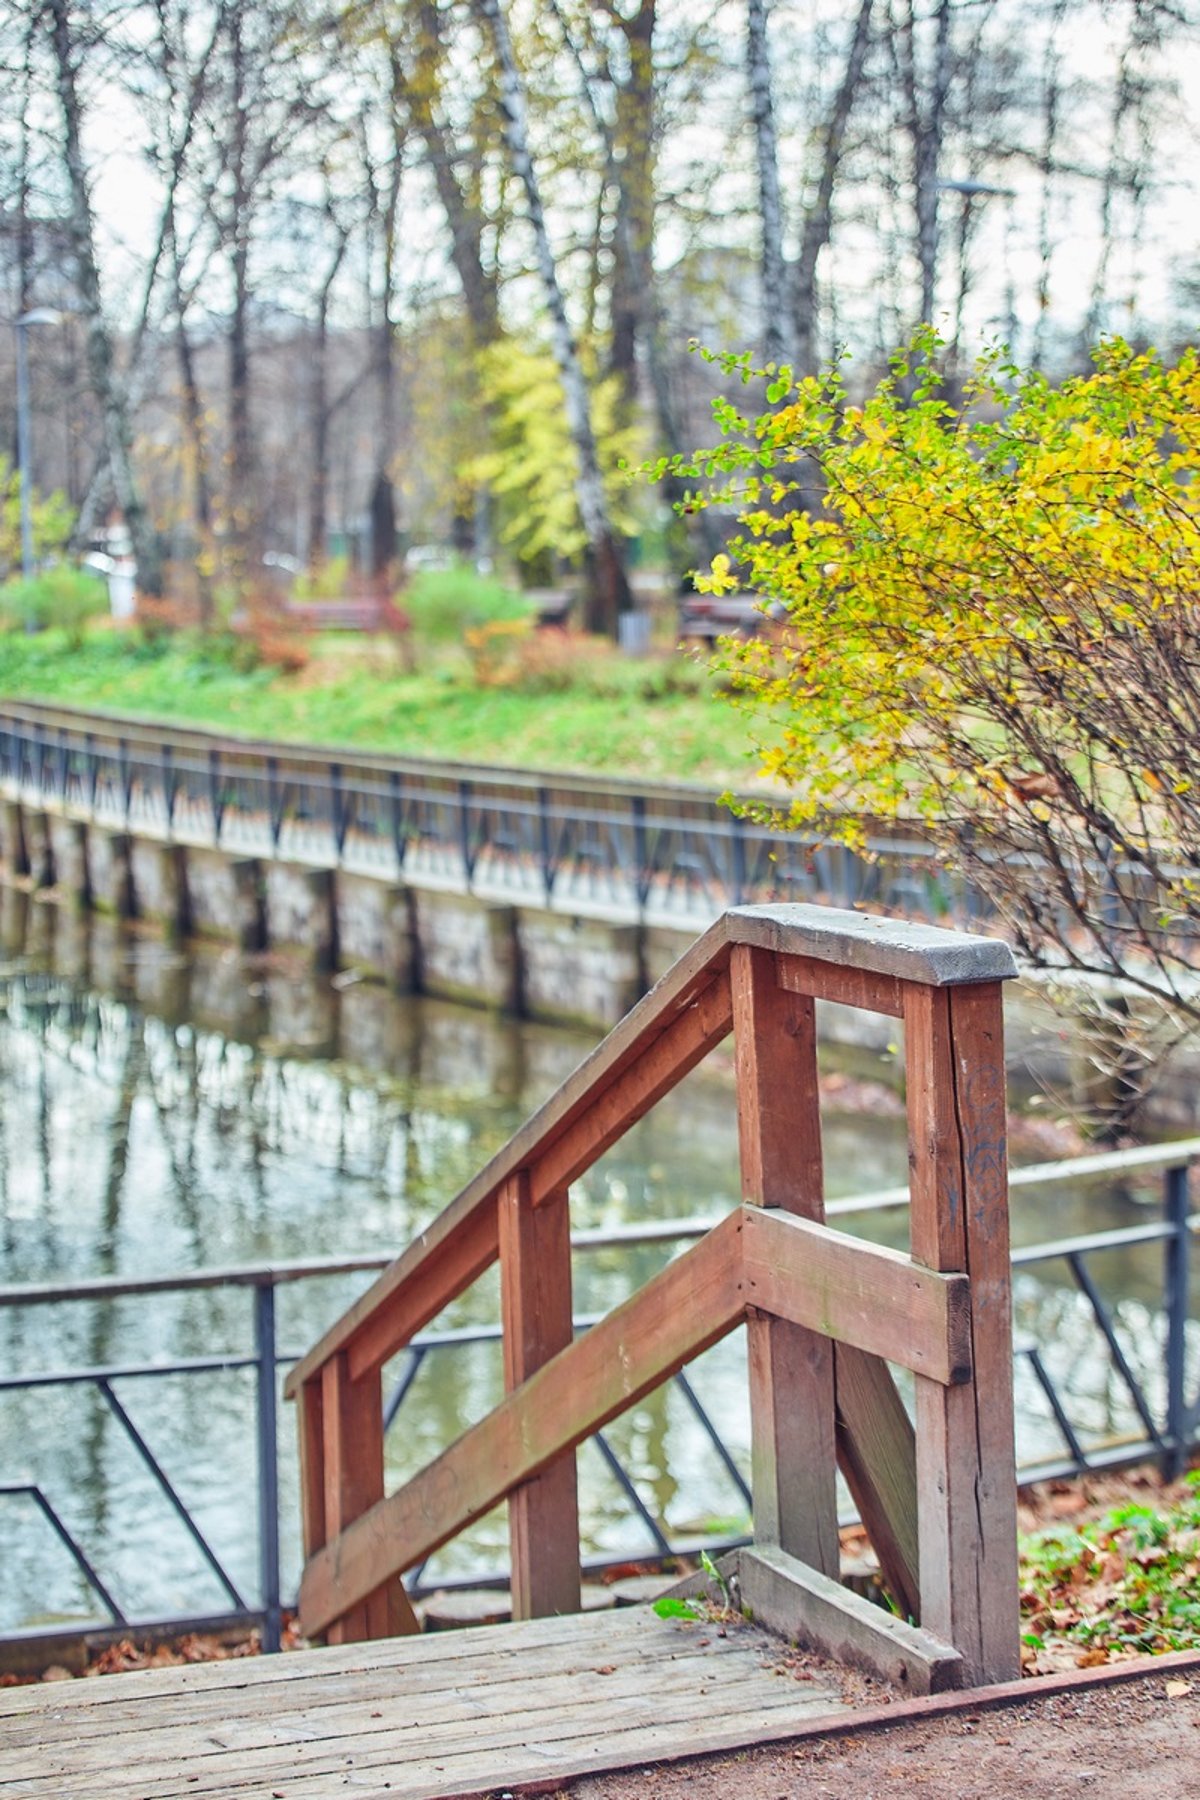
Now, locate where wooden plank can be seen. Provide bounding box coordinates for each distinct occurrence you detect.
[834,1343,921,1625]
[299,1210,747,1639]
[776,951,907,1018]
[319,1355,419,1644]
[728,903,1018,988]
[736,1544,962,1694]
[2,1649,823,1790]
[530,968,732,1200]
[499,1171,580,1620]
[732,944,837,1576]
[0,1625,747,1749]
[285,928,735,1398]
[741,1207,972,1385]
[1,1650,802,1780]
[344,975,732,1384]
[344,1196,498,1385]
[0,1608,667,1721]
[11,1685,846,1800]
[297,1376,326,1562]
[904,980,1020,1685]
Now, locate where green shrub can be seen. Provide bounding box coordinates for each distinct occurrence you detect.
[405,563,535,643]
[292,556,350,602]
[0,567,108,644]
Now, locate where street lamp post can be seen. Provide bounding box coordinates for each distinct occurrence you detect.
[14,307,62,584]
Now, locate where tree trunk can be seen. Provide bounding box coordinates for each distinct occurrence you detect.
[402,5,500,347]
[609,0,657,403]
[225,2,259,598]
[900,0,953,328]
[46,0,161,595]
[747,0,788,369]
[475,0,630,637]
[170,231,215,628]
[307,218,350,571]
[792,0,874,375]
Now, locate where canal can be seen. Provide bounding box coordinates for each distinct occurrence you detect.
[0,889,1192,1637]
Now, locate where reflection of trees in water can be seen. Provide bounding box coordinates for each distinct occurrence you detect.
[0,918,1193,1623]
[1012,1273,1198,1465]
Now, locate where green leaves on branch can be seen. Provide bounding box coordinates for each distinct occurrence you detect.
[0,456,74,578]
[463,338,644,569]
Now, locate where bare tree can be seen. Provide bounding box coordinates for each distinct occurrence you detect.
[896,0,953,327]
[473,0,631,636]
[791,0,874,374]
[43,0,161,592]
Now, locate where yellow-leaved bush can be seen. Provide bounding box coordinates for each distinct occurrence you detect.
[655,333,1200,1062]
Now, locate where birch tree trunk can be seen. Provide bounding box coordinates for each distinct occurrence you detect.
[474,0,630,637]
[746,0,788,369]
[45,0,161,595]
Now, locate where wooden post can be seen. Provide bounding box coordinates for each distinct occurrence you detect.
[499,1170,581,1619]
[319,1352,419,1643]
[833,1343,920,1624]
[905,980,1020,1684]
[732,944,839,1578]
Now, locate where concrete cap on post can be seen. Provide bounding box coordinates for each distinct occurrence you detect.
[725,903,1018,988]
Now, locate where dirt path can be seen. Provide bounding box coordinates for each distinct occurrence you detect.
[557,1655,1200,1800]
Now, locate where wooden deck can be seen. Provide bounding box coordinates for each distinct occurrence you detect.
[0,1607,862,1798]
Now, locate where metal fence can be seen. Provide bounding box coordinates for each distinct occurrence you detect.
[1,1139,1195,1662]
[0,701,976,926]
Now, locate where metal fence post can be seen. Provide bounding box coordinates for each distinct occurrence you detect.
[731,813,747,906]
[538,785,554,903]
[254,1281,282,1654]
[458,778,474,888]
[632,792,650,917]
[1164,1161,1191,1479]
[389,768,405,876]
[330,762,346,862]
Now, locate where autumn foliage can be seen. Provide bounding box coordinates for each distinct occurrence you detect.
[668,335,1200,1030]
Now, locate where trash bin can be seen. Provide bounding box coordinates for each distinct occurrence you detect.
[618,611,651,655]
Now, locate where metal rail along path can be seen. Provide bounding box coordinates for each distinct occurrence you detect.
[0,700,976,926]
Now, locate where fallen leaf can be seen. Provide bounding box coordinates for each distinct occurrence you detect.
[1166,1679,1194,1699]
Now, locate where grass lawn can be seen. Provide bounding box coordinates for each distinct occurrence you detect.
[0,625,772,790]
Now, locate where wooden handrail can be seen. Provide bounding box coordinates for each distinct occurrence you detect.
[288,903,1022,1682]
[284,917,735,1395]
[299,1210,748,1636]
[285,906,1011,1398]
[297,1202,975,1635]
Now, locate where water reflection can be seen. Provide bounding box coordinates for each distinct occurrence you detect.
[0,895,1194,1633]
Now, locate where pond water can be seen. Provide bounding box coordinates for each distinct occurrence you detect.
[0,888,1191,1635]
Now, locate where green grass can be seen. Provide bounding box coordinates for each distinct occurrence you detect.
[0,626,770,789]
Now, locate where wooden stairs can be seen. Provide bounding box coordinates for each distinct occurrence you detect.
[0,903,1028,1798]
[286,903,1023,1690]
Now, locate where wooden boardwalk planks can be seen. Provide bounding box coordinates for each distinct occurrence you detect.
[0,1607,856,1799]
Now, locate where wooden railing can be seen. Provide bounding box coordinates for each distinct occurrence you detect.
[285,904,1021,1685]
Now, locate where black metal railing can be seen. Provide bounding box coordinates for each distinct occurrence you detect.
[0,701,976,925]
[1,1140,1195,1662]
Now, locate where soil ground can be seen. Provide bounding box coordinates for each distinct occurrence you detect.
[560,1655,1200,1800]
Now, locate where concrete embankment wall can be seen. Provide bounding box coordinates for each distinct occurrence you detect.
[8,792,1193,1127]
[0,795,687,1033]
